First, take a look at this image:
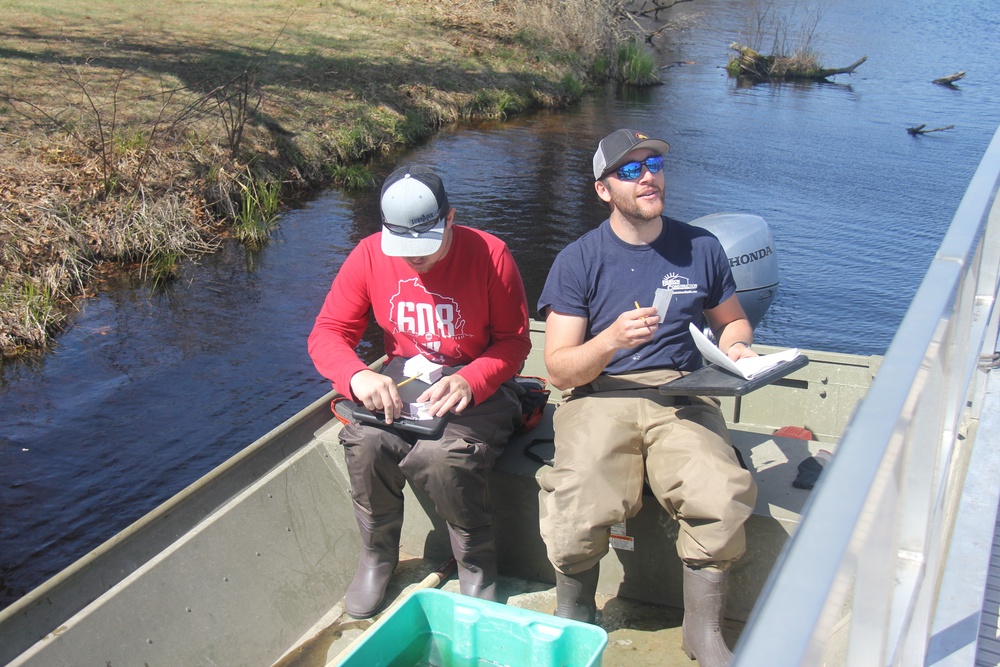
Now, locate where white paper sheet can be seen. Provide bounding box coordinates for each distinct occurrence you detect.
[402,355,444,384]
[688,322,800,380]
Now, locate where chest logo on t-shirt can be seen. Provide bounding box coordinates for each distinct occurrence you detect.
[389,278,467,361]
[662,272,698,295]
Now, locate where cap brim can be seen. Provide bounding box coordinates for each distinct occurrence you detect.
[600,138,671,179]
[381,219,446,257]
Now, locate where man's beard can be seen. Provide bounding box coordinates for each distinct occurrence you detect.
[609,184,664,224]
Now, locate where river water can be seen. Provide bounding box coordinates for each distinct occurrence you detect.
[2,0,998,611]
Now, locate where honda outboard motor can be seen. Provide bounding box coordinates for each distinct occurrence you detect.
[688,213,778,328]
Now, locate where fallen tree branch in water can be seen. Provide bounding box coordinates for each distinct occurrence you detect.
[932,71,966,85]
[813,55,868,78]
[907,124,956,135]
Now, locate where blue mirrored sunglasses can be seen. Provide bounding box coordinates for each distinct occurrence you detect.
[616,155,664,181]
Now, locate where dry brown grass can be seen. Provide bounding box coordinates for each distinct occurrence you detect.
[0,0,602,357]
[493,0,622,60]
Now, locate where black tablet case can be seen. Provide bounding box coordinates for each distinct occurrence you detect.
[659,354,809,397]
[350,357,449,437]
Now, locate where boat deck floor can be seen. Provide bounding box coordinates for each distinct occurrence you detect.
[275,554,743,667]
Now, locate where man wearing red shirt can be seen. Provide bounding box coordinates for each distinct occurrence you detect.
[309,165,531,619]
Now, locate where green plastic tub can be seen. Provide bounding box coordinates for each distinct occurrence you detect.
[337,588,608,667]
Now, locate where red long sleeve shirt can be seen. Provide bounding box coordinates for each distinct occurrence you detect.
[308,225,531,406]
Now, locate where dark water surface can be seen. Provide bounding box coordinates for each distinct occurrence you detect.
[2,0,999,610]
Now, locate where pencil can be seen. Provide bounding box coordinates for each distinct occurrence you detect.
[635,301,649,326]
[397,375,419,387]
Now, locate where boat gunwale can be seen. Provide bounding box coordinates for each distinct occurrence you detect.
[0,388,341,664]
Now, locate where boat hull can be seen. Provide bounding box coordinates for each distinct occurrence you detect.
[0,321,878,666]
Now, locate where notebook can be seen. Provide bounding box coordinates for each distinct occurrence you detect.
[350,357,449,437]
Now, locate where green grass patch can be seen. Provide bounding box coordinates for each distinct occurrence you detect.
[560,73,584,99]
[233,175,282,248]
[326,164,378,192]
[144,251,181,288]
[616,40,660,86]
[462,89,530,121]
[0,279,63,356]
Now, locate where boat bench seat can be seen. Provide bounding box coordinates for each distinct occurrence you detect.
[398,401,830,622]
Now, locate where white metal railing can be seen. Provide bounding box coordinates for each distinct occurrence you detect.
[733,125,1000,667]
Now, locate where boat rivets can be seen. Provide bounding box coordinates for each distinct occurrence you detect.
[820,376,829,384]
[819,389,827,398]
[186,607,192,612]
[256,552,261,556]
[268,493,273,498]
[147,639,153,644]
[224,577,229,582]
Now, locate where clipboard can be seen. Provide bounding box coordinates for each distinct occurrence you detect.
[350,357,449,437]
[659,354,809,397]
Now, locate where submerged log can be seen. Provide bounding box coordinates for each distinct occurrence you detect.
[907,124,956,135]
[932,71,966,85]
[728,43,867,81]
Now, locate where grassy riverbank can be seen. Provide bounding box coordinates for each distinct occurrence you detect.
[0,0,621,358]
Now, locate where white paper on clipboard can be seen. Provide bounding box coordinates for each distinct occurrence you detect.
[688,322,801,380]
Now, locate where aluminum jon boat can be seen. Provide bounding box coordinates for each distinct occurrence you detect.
[1,125,998,666]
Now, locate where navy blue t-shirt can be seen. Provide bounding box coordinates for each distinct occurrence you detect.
[538,216,736,374]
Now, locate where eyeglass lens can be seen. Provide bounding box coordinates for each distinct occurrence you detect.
[383,217,443,235]
[616,155,664,181]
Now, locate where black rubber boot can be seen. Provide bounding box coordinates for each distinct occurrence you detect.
[345,502,404,619]
[681,566,733,667]
[447,523,498,602]
[554,564,600,624]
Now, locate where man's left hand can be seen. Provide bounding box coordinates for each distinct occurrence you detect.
[418,374,473,417]
[726,342,758,361]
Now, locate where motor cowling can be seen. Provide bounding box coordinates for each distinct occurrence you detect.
[688,213,778,328]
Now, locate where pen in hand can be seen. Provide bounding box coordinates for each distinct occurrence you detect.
[397,375,419,387]
[635,301,649,326]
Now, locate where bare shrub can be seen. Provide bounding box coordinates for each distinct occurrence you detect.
[2,60,210,197]
[209,68,263,158]
[737,0,825,69]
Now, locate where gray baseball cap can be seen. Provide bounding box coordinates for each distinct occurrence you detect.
[593,129,671,180]
[380,165,450,257]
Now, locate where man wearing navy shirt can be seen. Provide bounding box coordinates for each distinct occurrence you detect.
[537,129,758,667]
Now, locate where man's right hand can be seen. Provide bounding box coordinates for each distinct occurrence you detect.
[350,369,403,423]
[607,305,659,349]
[543,307,659,391]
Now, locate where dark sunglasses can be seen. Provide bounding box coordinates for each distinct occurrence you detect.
[383,216,444,236]
[615,155,664,181]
